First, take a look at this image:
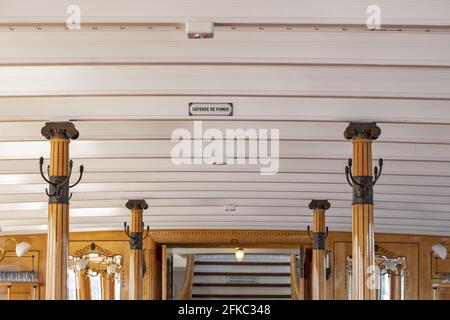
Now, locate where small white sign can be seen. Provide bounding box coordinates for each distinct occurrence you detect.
[189,103,233,116]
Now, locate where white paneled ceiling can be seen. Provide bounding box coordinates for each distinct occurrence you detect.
[0,0,449,236]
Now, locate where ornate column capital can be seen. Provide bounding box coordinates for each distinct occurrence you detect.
[126,199,149,211]
[41,122,79,140]
[308,200,331,211]
[344,122,381,140]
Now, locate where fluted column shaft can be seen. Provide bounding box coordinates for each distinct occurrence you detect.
[125,199,148,300]
[41,122,80,300]
[101,272,115,300]
[148,238,158,300]
[345,123,381,300]
[130,209,143,300]
[76,269,91,300]
[309,200,330,300]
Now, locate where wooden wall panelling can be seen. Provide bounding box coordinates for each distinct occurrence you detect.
[331,241,352,300]
[1,231,448,300]
[326,232,444,300]
[432,253,450,275]
[148,230,309,245]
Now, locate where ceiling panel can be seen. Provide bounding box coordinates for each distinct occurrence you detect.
[1,96,450,123]
[0,2,449,236]
[2,0,449,25]
[1,28,449,66]
[2,121,450,143]
[1,65,449,98]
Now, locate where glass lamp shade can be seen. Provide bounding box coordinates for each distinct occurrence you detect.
[76,258,89,271]
[235,248,245,262]
[106,264,117,274]
[15,241,31,257]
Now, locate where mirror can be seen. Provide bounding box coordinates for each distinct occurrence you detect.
[68,243,124,300]
[345,246,407,300]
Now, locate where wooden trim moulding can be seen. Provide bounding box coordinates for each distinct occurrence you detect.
[146,229,310,245]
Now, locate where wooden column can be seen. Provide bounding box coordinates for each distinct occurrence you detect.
[148,238,158,300]
[391,269,402,300]
[298,247,306,300]
[125,199,149,300]
[6,285,11,300]
[32,285,39,300]
[101,272,115,300]
[40,122,83,300]
[162,244,168,300]
[76,269,91,300]
[308,200,330,300]
[344,122,382,300]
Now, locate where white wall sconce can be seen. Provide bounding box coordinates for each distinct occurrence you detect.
[0,238,32,262]
[75,258,89,271]
[432,243,448,260]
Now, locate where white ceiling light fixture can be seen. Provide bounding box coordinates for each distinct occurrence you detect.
[235,248,245,262]
[186,21,214,39]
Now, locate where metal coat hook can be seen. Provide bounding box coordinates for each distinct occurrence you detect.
[39,157,84,201]
[345,158,383,188]
[124,222,150,250]
[345,158,383,204]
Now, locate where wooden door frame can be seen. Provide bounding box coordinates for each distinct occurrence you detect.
[151,229,312,300]
[146,229,311,247]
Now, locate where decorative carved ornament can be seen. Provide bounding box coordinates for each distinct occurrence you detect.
[71,242,114,258]
[308,200,331,211]
[41,122,79,140]
[38,122,84,204]
[344,122,381,141]
[148,230,310,245]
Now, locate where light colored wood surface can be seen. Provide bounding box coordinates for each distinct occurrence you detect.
[161,244,167,300]
[147,238,158,300]
[312,209,326,300]
[148,229,310,245]
[45,136,70,300]
[1,230,448,300]
[351,138,376,300]
[75,270,91,300]
[176,254,194,300]
[290,254,301,300]
[101,273,115,300]
[129,209,144,300]
[0,282,39,300]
